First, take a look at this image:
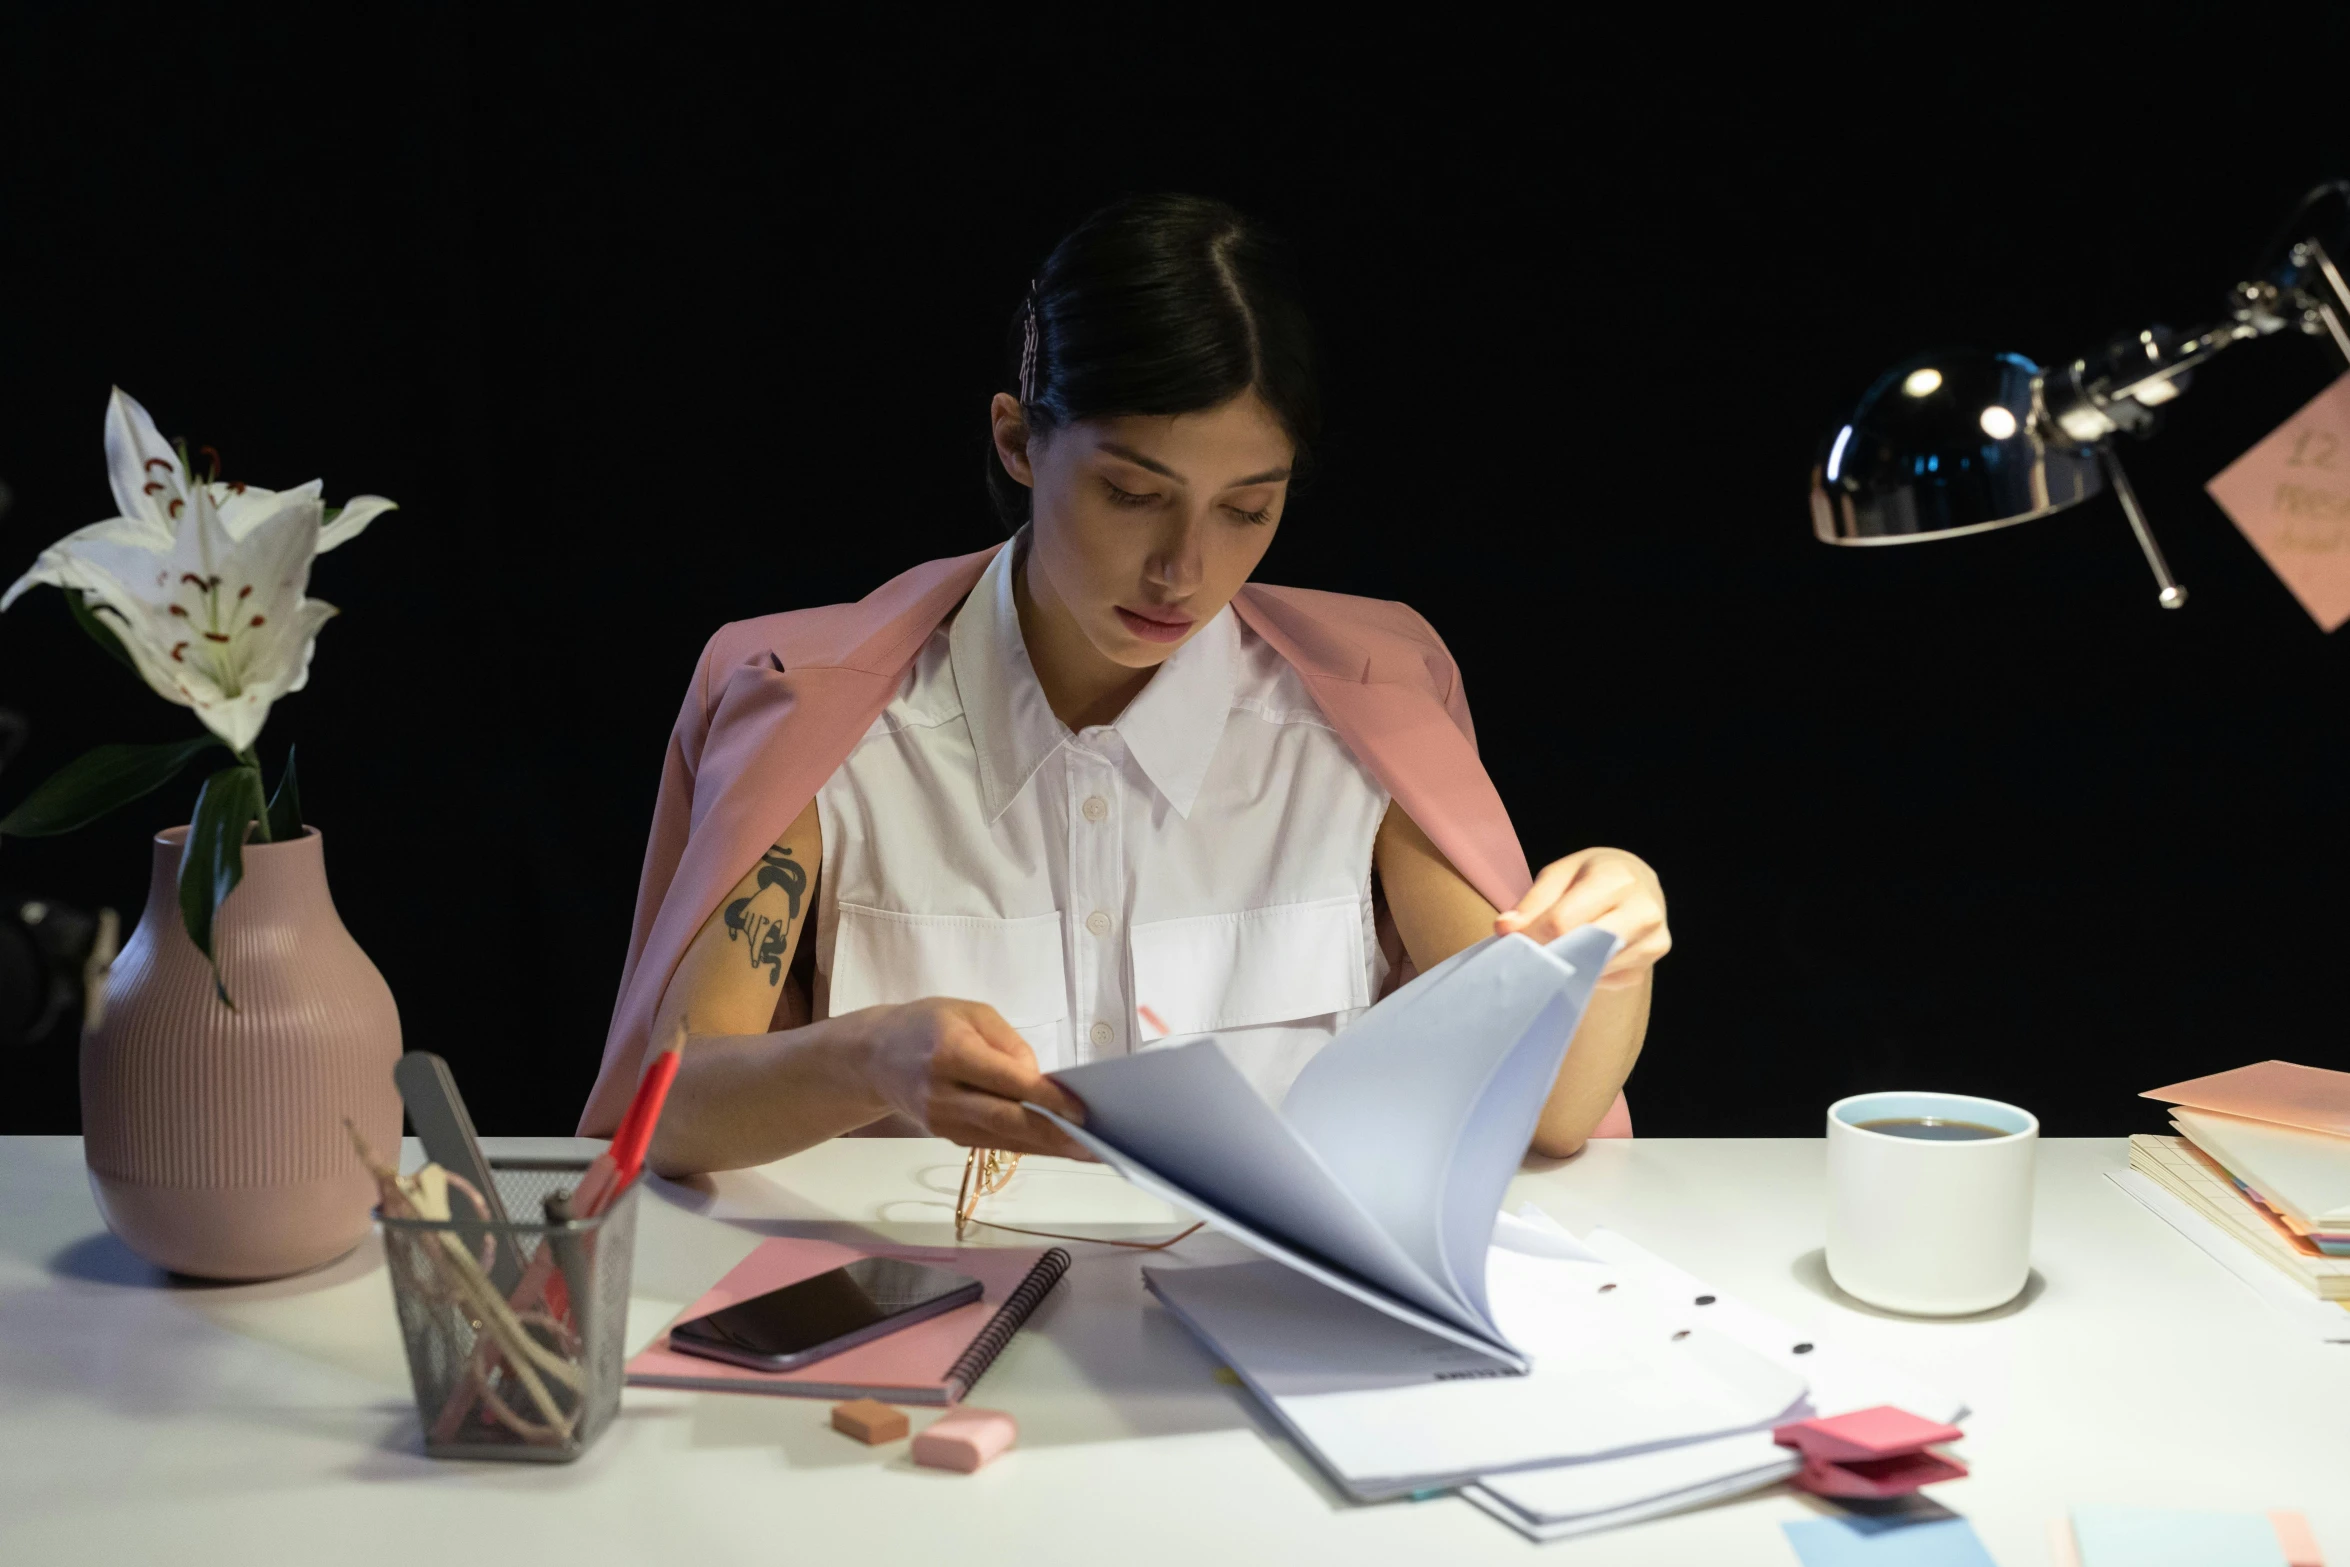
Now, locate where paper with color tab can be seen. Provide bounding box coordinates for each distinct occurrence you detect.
[2069,1506,2289,1567]
[1780,1510,1997,1567]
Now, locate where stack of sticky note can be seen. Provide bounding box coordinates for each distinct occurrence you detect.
[2053,1505,2323,1566]
[2133,1061,2350,1300]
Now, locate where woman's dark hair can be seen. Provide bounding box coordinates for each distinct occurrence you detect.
[987,193,1319,531]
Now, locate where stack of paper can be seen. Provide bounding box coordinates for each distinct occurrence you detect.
[1146,1209,1965,1541]
[1053,932,1965,1542]
[2136,1062,2350,1299]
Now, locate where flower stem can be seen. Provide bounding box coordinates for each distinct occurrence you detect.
[239,749,272,843]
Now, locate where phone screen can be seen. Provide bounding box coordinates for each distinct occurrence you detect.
[672,1257,982,1364]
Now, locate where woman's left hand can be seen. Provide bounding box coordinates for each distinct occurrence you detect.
[1494,848,1670,989]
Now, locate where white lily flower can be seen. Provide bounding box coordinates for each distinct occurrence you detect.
[2,389,392,750]
[3,469,337,755]
[3,389,394,602]
[107,385,397,551]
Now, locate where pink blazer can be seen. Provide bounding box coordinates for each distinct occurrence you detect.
[581,545,1633,1142]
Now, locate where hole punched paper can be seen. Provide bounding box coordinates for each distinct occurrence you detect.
[1029,927,1628,1367]
[1026,928,1819,1500]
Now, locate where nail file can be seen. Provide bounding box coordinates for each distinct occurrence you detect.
[393,1051,519,1291]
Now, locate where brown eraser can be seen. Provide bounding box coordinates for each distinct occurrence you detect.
[830,1398,909,1445]
[911,1406,1018,1473]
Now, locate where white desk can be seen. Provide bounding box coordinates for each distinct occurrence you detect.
[0,1135,2342,1565]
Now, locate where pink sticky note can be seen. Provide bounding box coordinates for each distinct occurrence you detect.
[1774,1405,1964,1462]
[2207,371,2350,631]
[1793,1449,1969,1498]
[2142,1060,2350,1139]
[2270,1509,2325,1567]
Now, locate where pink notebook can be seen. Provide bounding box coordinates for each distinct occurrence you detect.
[2142,1061,2350,1140]
[626,1239,1068,1405]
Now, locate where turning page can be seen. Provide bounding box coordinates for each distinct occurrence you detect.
[1031,925,1616,1367]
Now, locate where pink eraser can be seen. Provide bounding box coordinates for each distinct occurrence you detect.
[1773,1405,1964,1462]
[1793,1449,1968,1499]
[911,1407,1018,1473]
[2271,1510,2324,1567]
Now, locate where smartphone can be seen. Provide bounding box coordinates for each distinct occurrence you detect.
[667,1257,984,1372]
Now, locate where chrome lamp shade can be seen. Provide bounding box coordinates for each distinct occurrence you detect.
[1809,350,2104,546]
[1807,182,2350,610]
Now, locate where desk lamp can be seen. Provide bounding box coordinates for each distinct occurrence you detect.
[1809,181,2350,608]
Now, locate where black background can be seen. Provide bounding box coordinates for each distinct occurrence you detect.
[4,12,2347,1138]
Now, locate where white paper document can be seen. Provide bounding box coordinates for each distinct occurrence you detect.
[2110,1169,2350,1343]
[1148,1213,1965,1512]
[1034,926,1618,1370]
[1463,1432,1799,1541]
[1146,1246,1808,1497]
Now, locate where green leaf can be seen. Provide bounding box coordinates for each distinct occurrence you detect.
[179,764,264,1007]
[64,590,138,674]
[265,746,302,840]
[0,736,225,838]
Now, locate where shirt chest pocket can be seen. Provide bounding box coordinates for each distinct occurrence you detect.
[828,904,1071,1061]
[1128,894,1371,1036]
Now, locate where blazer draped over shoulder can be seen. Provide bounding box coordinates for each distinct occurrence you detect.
[580,544,1632,1142]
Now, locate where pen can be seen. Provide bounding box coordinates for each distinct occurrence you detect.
[426,1048,682,1444]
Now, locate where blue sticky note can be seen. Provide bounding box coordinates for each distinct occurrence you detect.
[2071,1507,2285,1567]
[1781,1513,1998,1567]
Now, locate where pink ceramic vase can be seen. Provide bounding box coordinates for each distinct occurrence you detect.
[81,826,403,1280]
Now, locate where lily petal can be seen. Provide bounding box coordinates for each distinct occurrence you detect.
[210,478,321,543]
[103,388,186,538]
[0,514,180,611]
[317,495,397,552]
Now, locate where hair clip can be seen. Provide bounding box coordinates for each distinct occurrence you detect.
[1019,280,1040,405]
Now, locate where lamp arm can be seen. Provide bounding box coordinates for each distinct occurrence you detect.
[2296,238,2350,364]
[2044,229,2350,444]
[2100,446,2187,610]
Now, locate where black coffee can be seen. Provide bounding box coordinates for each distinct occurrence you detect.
[1855,1117,2008,1141]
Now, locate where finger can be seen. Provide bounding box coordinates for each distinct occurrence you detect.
[1601,930,1671,967]
[930,1089,1092,1159]
[1596,932,1672,985]
[1497,854,1587,930]
[937,1029,1087,1124]
[956,1002,1042,1069]
[1591,897,1665,944]
[1520,865,1636,943]
[1023,1106,1097,1161]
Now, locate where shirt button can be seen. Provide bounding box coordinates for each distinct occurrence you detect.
[1081,796,1108,822]
[1085,910,1112,937]
[1089,1021,1114,1047]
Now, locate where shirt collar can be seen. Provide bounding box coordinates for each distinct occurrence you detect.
[949,538,1236,822]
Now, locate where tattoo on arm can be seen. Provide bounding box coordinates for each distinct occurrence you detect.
[722,845,809,986]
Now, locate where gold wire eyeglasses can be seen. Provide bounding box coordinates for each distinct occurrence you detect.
[954,1146,1202,1251]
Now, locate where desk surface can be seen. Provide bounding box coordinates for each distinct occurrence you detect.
[1,1134,2342,1565]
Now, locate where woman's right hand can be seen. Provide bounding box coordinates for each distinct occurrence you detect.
[857,998,1093,1159]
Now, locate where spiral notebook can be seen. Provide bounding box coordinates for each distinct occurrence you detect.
[625,1239,1070,1405]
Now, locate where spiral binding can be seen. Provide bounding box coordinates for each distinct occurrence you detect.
[943,1245,1071,1399]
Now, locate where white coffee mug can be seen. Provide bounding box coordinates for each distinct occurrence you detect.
[1825,1090,2039,1316]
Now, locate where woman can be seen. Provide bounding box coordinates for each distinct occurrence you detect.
[582,195,1669,1174]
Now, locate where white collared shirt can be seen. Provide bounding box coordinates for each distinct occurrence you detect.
[811,542,1392,1103]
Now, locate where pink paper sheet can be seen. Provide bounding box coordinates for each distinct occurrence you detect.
[2206,371,2350,631]
[2144,1061,2350,1140]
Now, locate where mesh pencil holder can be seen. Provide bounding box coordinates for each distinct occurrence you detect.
[377,1158,640,1462]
